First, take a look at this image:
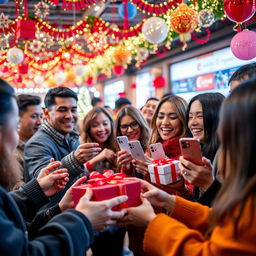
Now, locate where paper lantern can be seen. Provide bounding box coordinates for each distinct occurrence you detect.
[224,0,256,24]
[118,2,137,20]
[113,46,131,65]
[230,29,256,60]
[73,65,85,77]
[142,17,169,44]
[198,9,215,28]
[112,65,125,76]
[153,76,166,88]
[170,3,198,43]
[6,47,24,64]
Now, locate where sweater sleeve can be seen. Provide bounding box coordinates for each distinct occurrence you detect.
[171,196,210,233]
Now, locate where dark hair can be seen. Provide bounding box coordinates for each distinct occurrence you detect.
[104,105,111,109]
[186,93,225,162]
[0,78,20,189]
[115,106,150,151]
[115,97,131,110]
[91,97,102,107]
[0,78,15,126]
[209,76,256,237]
[44,87,78,109]
[161,92,173,98]
[145,97,159,104]
[228,63,256,86]
[16,94,41,115]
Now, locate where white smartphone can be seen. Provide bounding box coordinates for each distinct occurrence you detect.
[116,136,131,153]
[149,142,167,160]
[179,138,203,165]
[128,140,146,161]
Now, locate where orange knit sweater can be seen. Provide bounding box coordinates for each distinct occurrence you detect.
[143,196,256,256]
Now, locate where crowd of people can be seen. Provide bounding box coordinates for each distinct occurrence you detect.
[0,62,256,256]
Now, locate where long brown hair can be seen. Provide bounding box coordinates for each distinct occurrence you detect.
[0,78,20,190]
[208,77,256,237]
[148,95,187,145]
[80,107,118,152]
[115,106,150,151]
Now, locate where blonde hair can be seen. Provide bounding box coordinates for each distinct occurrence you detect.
[115,106,150,151]
[81,107,118,153]
[148,95,187,145]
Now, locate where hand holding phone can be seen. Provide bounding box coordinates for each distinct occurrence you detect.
[128,140,146,162]
[116,136,131,153]
[179,138,203,165]
[149,143,167,160]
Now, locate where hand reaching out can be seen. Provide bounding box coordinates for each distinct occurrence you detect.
[37,160,69,197]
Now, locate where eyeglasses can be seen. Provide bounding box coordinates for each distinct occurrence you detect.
[120,121,139,131]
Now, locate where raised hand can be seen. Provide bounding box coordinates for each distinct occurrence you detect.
[117,149,133,174]
[37,160,69,197]
[74,143,102,165]
[76,190,128,230]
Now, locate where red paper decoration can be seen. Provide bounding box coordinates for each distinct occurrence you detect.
[223,0,256,24]
[112,65,125,76]
[16,20,37,40]
[131,83,137,89]
[18,62,28,74]
[86,76,94,87]
[153,76,165,88]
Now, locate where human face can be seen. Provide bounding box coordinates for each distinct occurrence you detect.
[120,115,141,141]
[141,100,158,123]
[19,105,43,142]
[188,100,205,142]
[89,112,111,146]
[44,97,78,136]
[1,98,20,155]
[156,101,181,141]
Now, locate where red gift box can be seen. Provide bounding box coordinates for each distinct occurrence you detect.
[72,171,141,210]
[16,20,37,40]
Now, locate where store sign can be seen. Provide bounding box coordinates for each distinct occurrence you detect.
[170,47,255,95]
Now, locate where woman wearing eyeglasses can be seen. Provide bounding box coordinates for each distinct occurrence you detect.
[116,106,150,177]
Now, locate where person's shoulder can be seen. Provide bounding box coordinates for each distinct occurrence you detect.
[26,129,54,145]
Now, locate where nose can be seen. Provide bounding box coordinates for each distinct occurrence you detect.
[98,124,104,131]
[65,110,72,119]
[36,116,43,125]
[162,116,170,125]
[127,126,133,132]
[189,116,198,126]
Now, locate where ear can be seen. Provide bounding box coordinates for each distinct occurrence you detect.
[43,108,50,121]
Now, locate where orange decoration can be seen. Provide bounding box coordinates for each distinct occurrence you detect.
[113,45,131,65]
[170,3,198,49]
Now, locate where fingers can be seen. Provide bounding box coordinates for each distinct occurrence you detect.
[105,195,128,209]
[108,209,127,219]
[50,171,69,181]
[202,157,212,169]
[78,143,100,149]
[71,176,87,188]
[82,188,93,201]
[46,161,62,171]
[50,158,55,163]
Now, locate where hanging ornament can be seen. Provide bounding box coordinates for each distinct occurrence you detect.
[114,45,131,65]
[153,76,166,88]
[112,65,125,76]
[73,64,85,77]
[86,76,94,87]
[7,47,24,64]
[34,1,50,19]
[137,48,149,61]
[118,2,137,20]
[29,40,43,53]
[170,3,198,49]
[0,35,9,50]
[66,70,76,81]
[230,29,256,60]
[142,17,169,44]
[198,9,215,28]
[0,12,11,29]
[86,32,107,52]
[224,0,256,24]
[18,62,29,75]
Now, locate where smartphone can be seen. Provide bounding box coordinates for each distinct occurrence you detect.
[179,138,203,165]
[149,142,167,160]
[128,140,146,162]
[116,136,131,153]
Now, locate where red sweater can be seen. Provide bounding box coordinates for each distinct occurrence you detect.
[144,196,256,256]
